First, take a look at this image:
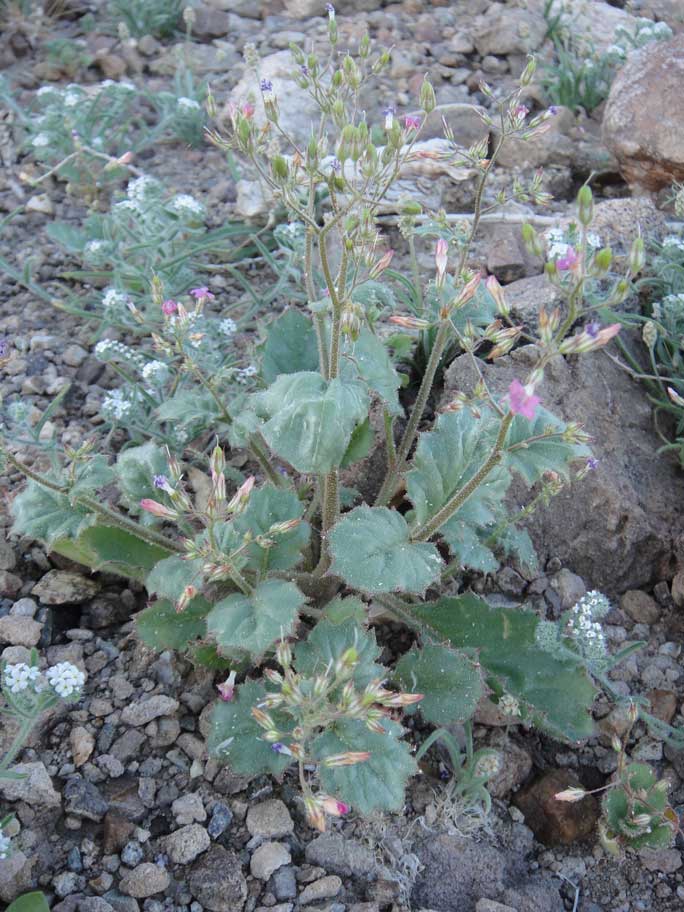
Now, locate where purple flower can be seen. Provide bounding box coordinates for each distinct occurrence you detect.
[556,247,578,271]
[153,474,168,489]
[189,286,215,300]
[548,105,559,116]
[508,379,540,420]
[271,742,292,756]
[404,114,421,130]
[300,64,309,76]
[586,320,600,338]
[260,79,273,93]
[383,105,395,129]
[217,671,236,702]
[325,2,335,18]
[330,157,341,173]
[586,457,599,471]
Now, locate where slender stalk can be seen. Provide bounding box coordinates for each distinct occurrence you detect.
[408,233,423,310]
[249,435,285,488]
[0,715,37,771]
[411,413,513,542]
[383,408,397,475]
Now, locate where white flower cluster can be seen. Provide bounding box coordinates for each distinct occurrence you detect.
[218,318,237,336]
[567,590,610,659]
[102,389,133,421]
[3,661,85,699]
[102,288,129,311]
[31,133,50,148]
[37,85,59,97]
[94,339,143,368]
[652,293,684,321]
[3,662,42,694]
[126,175,162,205]
[141,360,169,384]
[177,96,201,111]
[235,365,257,384]
[46,662,86,698]
[99,80,136,93]
[662,235,684,253]
[546,227,601,258]
[64,89,83,108]
[0,829,11,860]
[169,194,204,217]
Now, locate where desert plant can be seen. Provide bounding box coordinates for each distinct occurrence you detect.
[4,15,679,830]
[106,0,184,39]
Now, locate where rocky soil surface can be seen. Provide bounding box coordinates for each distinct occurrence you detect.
[2,1,684,911]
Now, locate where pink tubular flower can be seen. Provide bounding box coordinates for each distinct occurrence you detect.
[556,247,578,271]
[435,238,448,287]
[189,286,215,300]
[404,114,421,130]
[241,102,255,118]
[140,498,176,518]
[162,299,178,315]
[508,379,540,420]
[217,670,237,702]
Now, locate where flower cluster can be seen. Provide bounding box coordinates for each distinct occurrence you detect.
[3,662,42,694]
[3,660,85,700]
[566,590,610,660]
[46,662,86,698]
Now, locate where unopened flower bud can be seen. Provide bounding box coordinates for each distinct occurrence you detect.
[217,670,237,701]
[629,236,645,276]
[632,814,652,828]
[667,386,684,408]
[320,795,350,817]
[369,249,394,279]
[419,77,436,114]
[485,275,508,315]
[554,787,586,802]
[227,476,255,514]
[140,498,177,519]
[521,223,543,258]
[251,707,275,730]
[389,314,432,330]
[642,320,658,349]
[304,795,327,832]
[593,247,612,274]
[611,734,622,754]
[176,584,197,613]
[520,55,537,86]
[577,185,594,226]
[276,640,293,668]
[323,751,371,767]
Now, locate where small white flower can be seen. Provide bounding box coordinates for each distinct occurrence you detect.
[64,91,81,107]
[45,662,85,698]
[141,360,168,383]
[102,288,129,310]
[586,232,602,249]
[177,96,201,111]
[126,175,161,203]
[37,85,58,97]
[31,133,50,148]
[169,194,204,216]
[102,389,133,421]
[3,663,40,694]
[219,318,237,336]
[0,830,11,860]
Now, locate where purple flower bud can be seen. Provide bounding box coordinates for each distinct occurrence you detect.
[300,64,309,76]
[189,286,215,300]
[260,79,273,93]
[586,320,600,338]
[271,742,292,756]
[325,2,335,17]
[548,105,559,116]
[153,474,168,489]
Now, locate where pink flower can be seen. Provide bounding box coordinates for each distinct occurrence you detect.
[556,247,578,271]
[435,238,448,287]
[190,286,215,300]
[508,379,540,420]
[321,796,350,817]
[140,498,176,518]
[241,102,255,118]
[404,114,421,130]
[162,299,178,315]
[217,670,236,702]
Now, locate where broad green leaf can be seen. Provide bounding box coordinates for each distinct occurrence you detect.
[255,372,369,474]
[54,525,171,581]
[209,679,293,775]
[295,616,383,689]
[495,525,539,574]
[340,327,402,415]
[116,442,170,520]
[406,409,509,567]
[136,595,210,652]
[329,505,443,595]
[232,485,309,571]
[413,593,596,742]
[156,388,223,431]
[394,643,483,725]
[189,643,234,670]
[502,407,591,485]
[207,579,305,657]
[70,455,115,496]
[350,279,396,312]
[11,481,94,546]
[340,417,374,468]
[146,555,204,603]
[322,596,367,625]
[6,892,51,912]
[261,308,318,383]
[313,718,416,814]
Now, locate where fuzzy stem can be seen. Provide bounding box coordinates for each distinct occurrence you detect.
[411,413,513,542]
[0,715,36,772]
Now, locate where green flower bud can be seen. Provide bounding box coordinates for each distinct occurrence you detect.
[594,246,612,273]
[402,200,422,216]
[359,32,370,58]
[521,222,543,257]
[290,43,305,65]
[629,236,645,275]
[332,69,343,88]
[419,77,436,114]
[272,155,289,183]
[577,184,594,226]
[520,55,537,86]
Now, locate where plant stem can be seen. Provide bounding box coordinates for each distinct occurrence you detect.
[248,435,285,488]
[0,715,36,772]
[411,413,513,541]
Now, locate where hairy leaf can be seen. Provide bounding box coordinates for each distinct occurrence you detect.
[115,442,170,521]
[340,417,374,468]
[503,407,591,484]
[209,679,293,775]
[340,327,402,415]
[394,643,483,725]
[136,595,210,652]
[69,455,115,496]
[207,579,305,657]
[11,482,94,546]
[255,372,369,474]
[261,308,318,383]
[232,485,309,572]
[413,593,596,742]
[329,505,443,594]
[295,616,383,689]
[56,525,171,581]
[146,555,204,603]
[314,718,416,814]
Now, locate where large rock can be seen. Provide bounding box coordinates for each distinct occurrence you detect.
[189,846,247,912]
[603,35,684,191]
[529,0,641,53]
[444,344,684,592]
[32,570,99,604]
[472,3,546,56]
[0,761,61,808]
